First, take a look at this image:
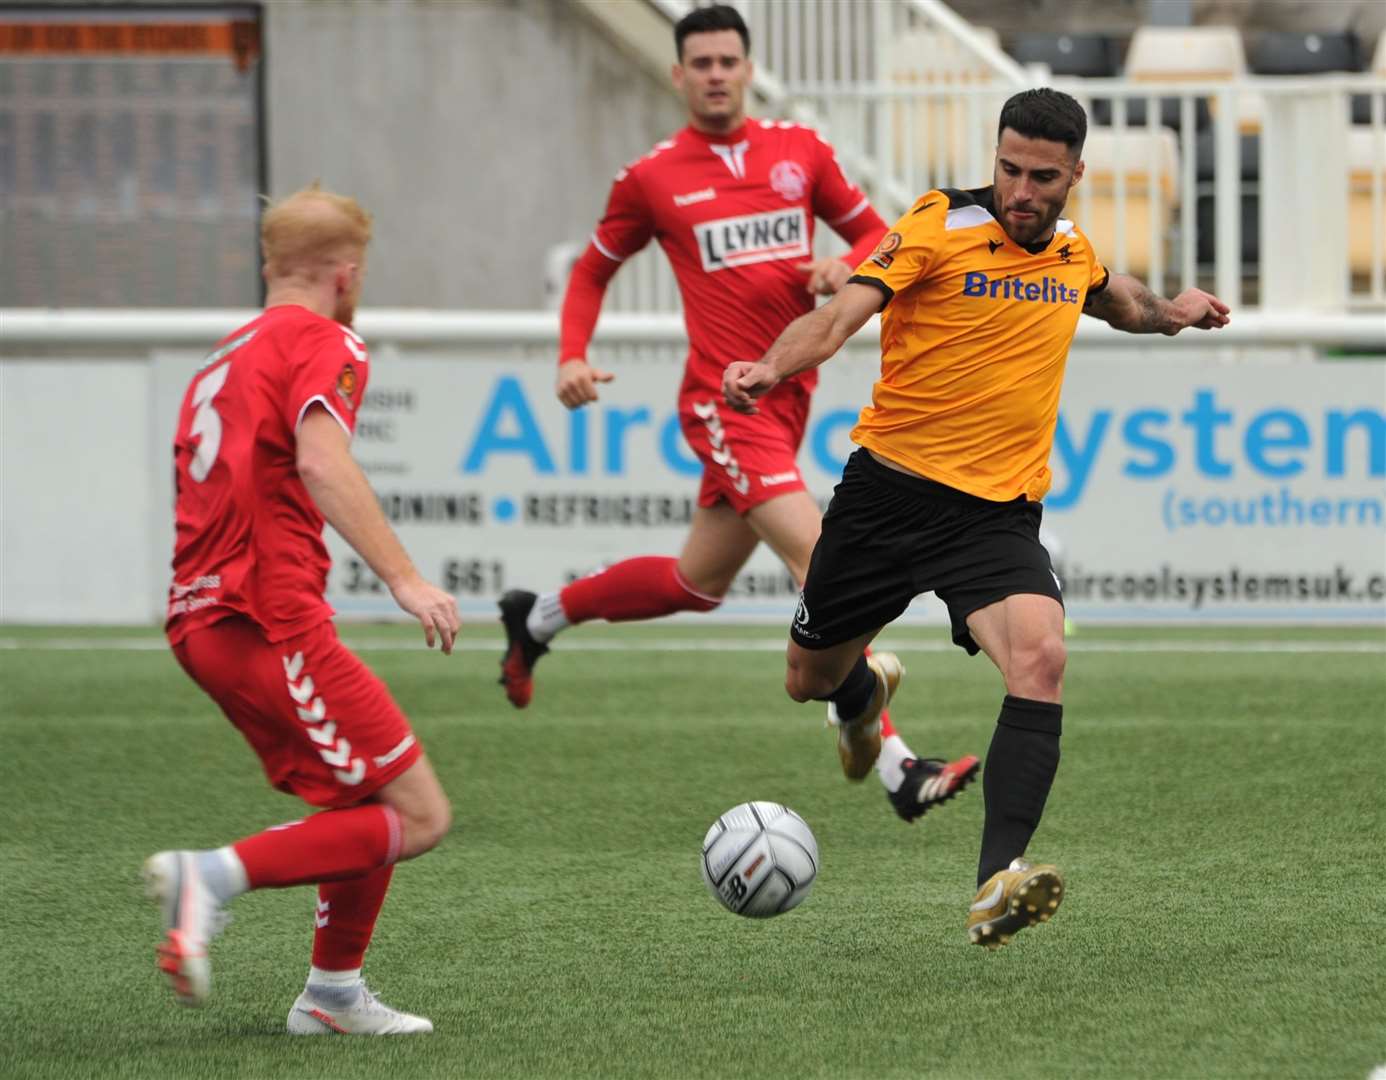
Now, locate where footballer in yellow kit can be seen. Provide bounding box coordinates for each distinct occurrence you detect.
[723,88,1229,947]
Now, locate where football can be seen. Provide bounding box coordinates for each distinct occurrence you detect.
[700,801,819,917]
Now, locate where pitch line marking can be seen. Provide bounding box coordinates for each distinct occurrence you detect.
[0,637,1381,654]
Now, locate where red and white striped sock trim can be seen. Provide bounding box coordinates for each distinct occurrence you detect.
[382,805,404,866]
[672,568,723,609]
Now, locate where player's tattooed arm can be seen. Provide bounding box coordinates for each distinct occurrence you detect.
[1084,272,1230,336]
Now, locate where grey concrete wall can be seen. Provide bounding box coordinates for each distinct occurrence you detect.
[264,0,685,308]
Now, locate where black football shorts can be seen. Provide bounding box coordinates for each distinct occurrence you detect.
[791,449,1063,654]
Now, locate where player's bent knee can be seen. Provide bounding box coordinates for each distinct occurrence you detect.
[1008,637,1066,698]
[784,661,835,703]
[397,798,452,860]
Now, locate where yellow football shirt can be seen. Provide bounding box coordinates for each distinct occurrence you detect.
[848,186,1108,502]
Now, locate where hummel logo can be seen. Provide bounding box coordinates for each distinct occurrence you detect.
[988,239,1004,255]
[970,881,1004,912]
[674,187,716,207]
[1057,243,1072,263]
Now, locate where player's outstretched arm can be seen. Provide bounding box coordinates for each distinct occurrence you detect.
[556,244,622,409]
[296,407,460,653]
[1083,273,1230,335]
[723,281,882,414]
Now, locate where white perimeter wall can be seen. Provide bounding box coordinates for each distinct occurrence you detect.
[2,311,1383,626]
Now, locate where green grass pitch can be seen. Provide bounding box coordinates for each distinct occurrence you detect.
[1,623,1383,1079]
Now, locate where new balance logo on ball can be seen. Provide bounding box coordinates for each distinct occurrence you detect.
[695,207,809,271]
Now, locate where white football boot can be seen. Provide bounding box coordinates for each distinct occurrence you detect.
[287,985,434,1035]
[143,850,228,1007]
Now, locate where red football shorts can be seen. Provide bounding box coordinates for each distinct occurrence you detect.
[678,381,811,515]
[170,615,422,809]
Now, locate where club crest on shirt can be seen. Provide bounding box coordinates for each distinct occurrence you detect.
[870,231,902,269]
[769,159,808,201]
[336,363,358,410]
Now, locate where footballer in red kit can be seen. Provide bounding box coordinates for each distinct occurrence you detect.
[169,305,371,647]
[569,117,879,514]
[167,304,417,805]
[500,4,979,823]
[146,185,461,1035]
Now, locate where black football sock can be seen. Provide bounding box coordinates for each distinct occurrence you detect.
[977,695,1063,886]
[815,654,875,721]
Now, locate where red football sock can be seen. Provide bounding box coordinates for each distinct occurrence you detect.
[233,805,403,889]
[559,556,721,624]
[311,864,394,971]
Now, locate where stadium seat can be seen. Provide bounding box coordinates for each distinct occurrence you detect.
[1247,30,1363,75]
[1124,25,1246,81]
[1195,190,1260,269]
[1006,32,1120,78]
[1347,126,1386,276]
[1068,127,1179,277]
[1089,96,1211,136]
[1192,129,1260,267]
[1123,26,1263,133]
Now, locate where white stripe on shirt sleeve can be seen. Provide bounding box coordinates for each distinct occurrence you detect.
[591,234,625,263]
[828,197,870,227]
[296,394,352,437]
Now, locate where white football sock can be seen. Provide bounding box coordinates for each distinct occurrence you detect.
[526,591,570,643]
[306,966,363,1008]
[875,734,913,793]
[308,965,362,988]
[195,846,249,905]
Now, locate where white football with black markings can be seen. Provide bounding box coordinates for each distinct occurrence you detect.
[700,801,819,917]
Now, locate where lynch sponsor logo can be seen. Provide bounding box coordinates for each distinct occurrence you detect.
[962,270,1081,305]
[695,207,809,271]
[674,187,716,207]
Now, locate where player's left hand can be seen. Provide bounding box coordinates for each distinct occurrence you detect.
[796,257,853,297]
[723,360,779,414]
[1167,288,1231,334]
[390,575,461,655]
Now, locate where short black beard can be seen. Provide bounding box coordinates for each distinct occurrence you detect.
[1001,206,1062,248]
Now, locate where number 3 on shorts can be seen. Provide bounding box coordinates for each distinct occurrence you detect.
[188,362,232,483]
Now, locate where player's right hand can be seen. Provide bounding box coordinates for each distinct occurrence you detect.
[556,359,615,409]
[389,575,461,655]
[723,360,778,415]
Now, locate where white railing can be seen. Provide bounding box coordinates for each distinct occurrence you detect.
[649,0,1027,102]
[3,308,1383,349]
[559,2,1384,314]
[787,75,1386,311]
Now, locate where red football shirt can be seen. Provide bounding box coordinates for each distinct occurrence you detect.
[577,119,886,398]
[166,304,369,645]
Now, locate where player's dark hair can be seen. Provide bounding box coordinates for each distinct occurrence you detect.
[675,4,750,60]
[997,88,1088,157]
